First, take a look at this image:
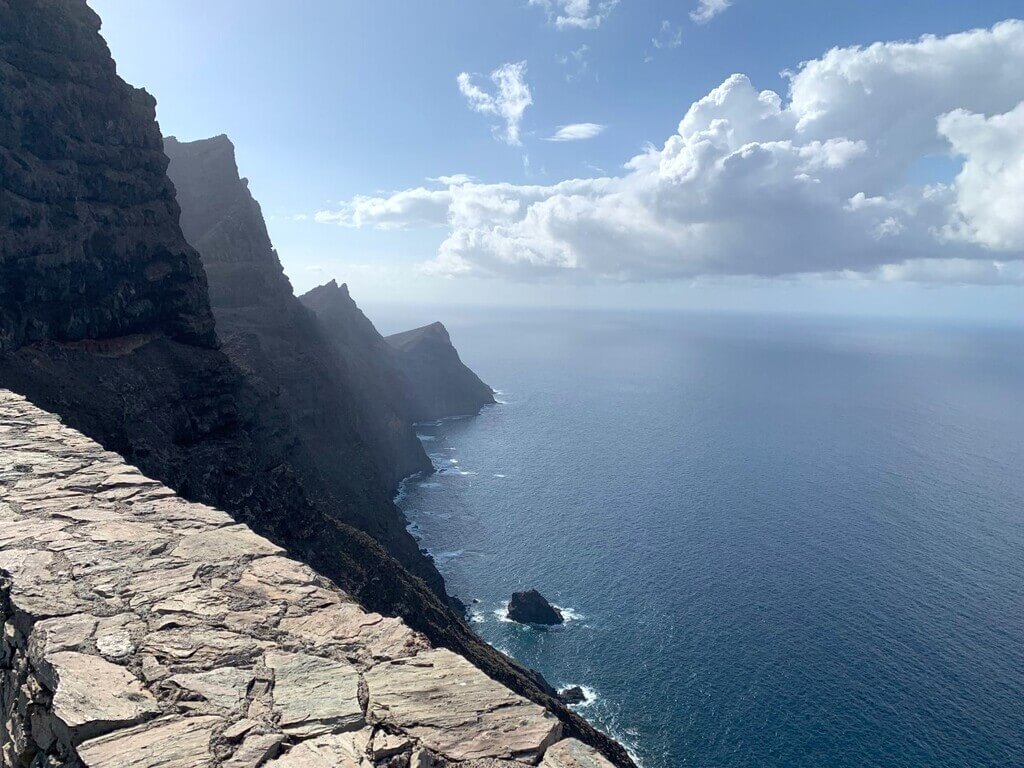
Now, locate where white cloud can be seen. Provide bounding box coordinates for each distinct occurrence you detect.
[529,0,618,30]
[429,174,475,186]
[558,44,590,82]
[545,123,607,142]
[320,21,1024,286]
[937,101,1024,250]
[653,20,683,49]
[457,62,533,146]
[690,0,732,24]
[314,187,450,229]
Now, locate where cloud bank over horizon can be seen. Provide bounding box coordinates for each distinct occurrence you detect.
[317,21,1024,286]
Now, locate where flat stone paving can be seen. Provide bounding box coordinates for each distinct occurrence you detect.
[0,390,614,767]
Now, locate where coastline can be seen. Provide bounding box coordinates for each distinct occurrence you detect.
[393,398,647,768]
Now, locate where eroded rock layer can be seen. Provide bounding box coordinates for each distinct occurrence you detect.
[0,390,616,768]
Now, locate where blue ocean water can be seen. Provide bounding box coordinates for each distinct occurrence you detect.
[379,308,1024,768]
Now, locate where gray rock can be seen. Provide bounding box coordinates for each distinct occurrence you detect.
[508,590,565,626]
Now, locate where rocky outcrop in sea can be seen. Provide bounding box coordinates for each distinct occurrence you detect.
[508,590,565,626]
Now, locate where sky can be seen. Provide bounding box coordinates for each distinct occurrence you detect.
[88,0,1024,322]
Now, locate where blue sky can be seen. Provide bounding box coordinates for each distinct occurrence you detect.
[89,0,1024,321]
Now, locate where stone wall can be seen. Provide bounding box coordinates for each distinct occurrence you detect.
[0,390,612,768]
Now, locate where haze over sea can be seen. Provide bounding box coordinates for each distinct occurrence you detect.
[374,307,1024,768]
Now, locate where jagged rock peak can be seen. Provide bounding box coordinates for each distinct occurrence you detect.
[164,133,294,310]
[0,0,217,353]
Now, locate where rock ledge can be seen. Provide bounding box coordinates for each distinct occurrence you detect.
[0,390,612,768]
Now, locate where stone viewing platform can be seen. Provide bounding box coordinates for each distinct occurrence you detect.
[0,390,612,767]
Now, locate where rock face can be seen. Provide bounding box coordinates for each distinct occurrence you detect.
[508,591,564,626]
[0,390,616,767]
[0,0,215,355]
[0,3,635,765]
[301,285,495,424]
[386,322,496,421]
[162,134,433,573]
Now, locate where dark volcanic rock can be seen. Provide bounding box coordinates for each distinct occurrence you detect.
[0,4,635,765]
[386,322,496,421]
[0,0,215,354]
[509,590,565,625]
[559,686,588,705]
[163,135,434,583]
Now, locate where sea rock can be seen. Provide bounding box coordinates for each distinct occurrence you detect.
[508,590,565,625]
[559,686,588,705]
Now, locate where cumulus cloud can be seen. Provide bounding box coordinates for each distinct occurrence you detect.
[429,174,475,186]
[545,123,606,141]
[529,0,618,30]
[320,21,1024,285]
[653,21,683,50]
[937,101,1024,251]
[314,187,450,229]
[690,0,732,24]
[457,62,533,146]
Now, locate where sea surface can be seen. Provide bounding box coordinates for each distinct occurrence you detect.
[376,307,1024,768]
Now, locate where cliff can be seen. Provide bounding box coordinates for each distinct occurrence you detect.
[386,323,496,422]
[0,0,214,354]
[0,2,635,765]
[162,134,432,557]
[298,280,424,430]
[0,390,615,768]
[300,288,495,423]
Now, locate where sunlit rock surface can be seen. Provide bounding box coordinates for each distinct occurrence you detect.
[0,390,620,767]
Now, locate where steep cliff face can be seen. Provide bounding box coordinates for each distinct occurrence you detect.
[300,285,495,424]
[386,322,496,421]
[163,134,431,539]
[0,3,635,765]
[0,0,215,354]
[298,279,424,430]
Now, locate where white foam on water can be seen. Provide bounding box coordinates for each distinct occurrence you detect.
[563,684,600,710]
[431,549,464,565]
[416,434,437,442]
[493,473,507,478]
[468,608,487,624]
[456,470,477,476]
[417,481,442,489]
[554,605,585,622]
[449,458,459,464]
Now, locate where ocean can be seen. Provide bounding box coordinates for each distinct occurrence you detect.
[375,307,1024,768]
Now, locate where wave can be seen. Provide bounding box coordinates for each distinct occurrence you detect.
[416,434,437,442]
[493,473,507,478]
[417,481,442,489]
[553,605,585,622]
[430,549,464,565]
[562,684,600,710]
